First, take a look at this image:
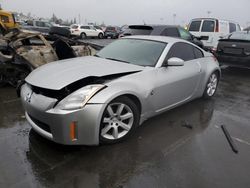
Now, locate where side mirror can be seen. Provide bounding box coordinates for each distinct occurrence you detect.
[167,57,184,66]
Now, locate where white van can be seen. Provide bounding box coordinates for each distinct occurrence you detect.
[188,18,241,51]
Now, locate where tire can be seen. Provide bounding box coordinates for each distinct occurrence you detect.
[98,33,104,39]
[203,72,219,99]
[80,32,87,39]
[100,96,139,144]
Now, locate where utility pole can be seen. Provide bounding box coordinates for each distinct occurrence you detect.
[207,11,211,17]
[78,14,81,24]
[173,14,176,24]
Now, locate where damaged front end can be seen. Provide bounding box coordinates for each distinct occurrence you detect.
[0,29,96,88]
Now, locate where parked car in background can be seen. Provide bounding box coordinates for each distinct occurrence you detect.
[215,31,250,68]
[119,25,204,48]
[0,9,20,35]
[22,19,53,34]
[20,36,220,145]
[188,18,241,51]
[104,26,121,38]
[70,24,104,39]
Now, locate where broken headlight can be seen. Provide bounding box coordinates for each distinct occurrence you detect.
[55,84,105,110]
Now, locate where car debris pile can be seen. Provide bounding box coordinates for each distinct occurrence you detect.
[0,29,97,87]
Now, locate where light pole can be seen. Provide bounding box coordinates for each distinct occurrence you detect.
[173,14,176,24]
[207,11,211,17]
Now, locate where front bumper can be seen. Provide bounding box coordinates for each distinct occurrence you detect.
[21,84,106,145]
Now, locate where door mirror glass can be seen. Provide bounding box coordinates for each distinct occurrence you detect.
[167,57,184,66]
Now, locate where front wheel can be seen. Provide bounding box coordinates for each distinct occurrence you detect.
[203,72,219,99]
[98,33,104,39]
[100,96,139,144]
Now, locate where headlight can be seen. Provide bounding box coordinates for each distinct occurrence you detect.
[55,84,105,111]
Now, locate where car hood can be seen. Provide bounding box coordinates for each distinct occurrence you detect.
[26,56,144,90]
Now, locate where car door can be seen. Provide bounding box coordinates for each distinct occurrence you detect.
[89,25,98,37]
[81,26,91,36]
[152,42,202,113]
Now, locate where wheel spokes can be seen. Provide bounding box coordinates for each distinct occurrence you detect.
[119,122,131,131]
[112,126,119,139]
[107,106,115,117]
[117,104,125,116]
[101,102,134,140]
[120,112,133,121]
[101,124,112,136]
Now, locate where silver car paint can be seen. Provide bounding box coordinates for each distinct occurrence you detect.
[21,36,220,145]
[26,56,144,90]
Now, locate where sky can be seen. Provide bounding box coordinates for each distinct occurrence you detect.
[1,0,250,27]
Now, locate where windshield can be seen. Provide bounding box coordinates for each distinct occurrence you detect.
[96,39,167,67]
[228,31,250,41]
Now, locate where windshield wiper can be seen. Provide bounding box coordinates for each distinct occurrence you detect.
[94,54,100,57]
[105,57,130,64]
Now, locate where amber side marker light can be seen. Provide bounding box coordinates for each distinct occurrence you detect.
[70,121,78,141]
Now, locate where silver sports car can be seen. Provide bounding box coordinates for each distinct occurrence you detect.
[21,36,220,145]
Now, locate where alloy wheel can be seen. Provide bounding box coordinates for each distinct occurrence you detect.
[206,73,218,97]
[101,102,134,140]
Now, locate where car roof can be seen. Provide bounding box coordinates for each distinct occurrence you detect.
[128,25,180,29]
[190,18,239,24]
[123,35,187,44]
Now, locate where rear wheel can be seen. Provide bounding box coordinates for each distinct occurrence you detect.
[203,72,219,99]
[100,96,139,144]
[80,32,87,39]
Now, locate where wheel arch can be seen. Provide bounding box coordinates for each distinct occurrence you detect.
[114,94,142,115]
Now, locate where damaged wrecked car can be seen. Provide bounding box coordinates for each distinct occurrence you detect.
[0,29,96,87]
[20,36,220,145]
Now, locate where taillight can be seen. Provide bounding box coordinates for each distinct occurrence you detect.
[215,20,219,32]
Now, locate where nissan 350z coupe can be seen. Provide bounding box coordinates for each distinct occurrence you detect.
[21,36,221,145]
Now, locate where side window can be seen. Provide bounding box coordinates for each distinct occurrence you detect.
[237,24,241,31]
[161,28,180,37]
[178,28,192,40]
[229,23,236,33]
[36,21,46,27]
[27,20,34,26]
[193,47,204,59]
[166,42,195,61]
[189,21,201,32]
[201,20,215,32]
[81,26,90,29]
[1,15,9,23]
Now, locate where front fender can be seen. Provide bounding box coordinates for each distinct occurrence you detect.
[87,79,154,123]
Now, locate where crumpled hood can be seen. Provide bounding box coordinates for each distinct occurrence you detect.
[26,56,144,90]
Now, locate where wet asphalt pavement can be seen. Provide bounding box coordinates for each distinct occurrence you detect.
[0,67,250,188]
